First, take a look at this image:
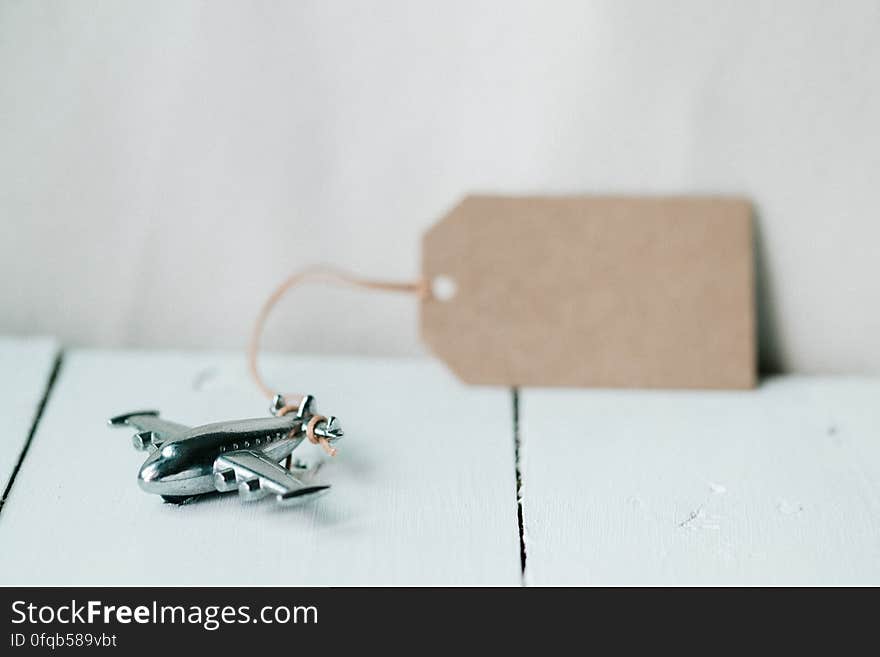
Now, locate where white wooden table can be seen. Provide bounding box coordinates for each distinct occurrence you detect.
[0,349,520,585]
[1,341,878,585]
[520,379,880,585]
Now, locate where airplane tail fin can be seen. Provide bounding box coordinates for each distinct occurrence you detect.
[277,485,331,507]
[108,410,159,426]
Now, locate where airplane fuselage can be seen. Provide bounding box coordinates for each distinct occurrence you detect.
[138,416,304,497]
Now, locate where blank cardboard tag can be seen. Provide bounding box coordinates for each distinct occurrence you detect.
[420,196,755,389]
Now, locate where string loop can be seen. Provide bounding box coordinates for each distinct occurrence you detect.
[248,265,428,458]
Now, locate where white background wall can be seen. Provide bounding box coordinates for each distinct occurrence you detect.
[1,0,878,373]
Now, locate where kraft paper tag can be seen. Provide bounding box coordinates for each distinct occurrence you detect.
[420,195,755,389]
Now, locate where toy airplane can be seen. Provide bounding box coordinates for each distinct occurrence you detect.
[108,395,342,506]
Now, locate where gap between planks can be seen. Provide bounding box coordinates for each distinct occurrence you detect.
[0,352,64,516]
[512,388,527,581]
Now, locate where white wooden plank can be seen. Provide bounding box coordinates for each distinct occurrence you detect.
[0,350,520,585]
[0,336,58,496]
[520,377,880,585]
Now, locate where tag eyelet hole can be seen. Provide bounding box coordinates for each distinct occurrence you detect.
[431,275,457,302]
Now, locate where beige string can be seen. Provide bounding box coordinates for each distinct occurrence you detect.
[248,265,429,459]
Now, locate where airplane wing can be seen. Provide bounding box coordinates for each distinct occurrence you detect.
[108,410,190,451]
[213,450,330,506]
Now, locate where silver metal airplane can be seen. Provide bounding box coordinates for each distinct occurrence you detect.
[108,394,342,506]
